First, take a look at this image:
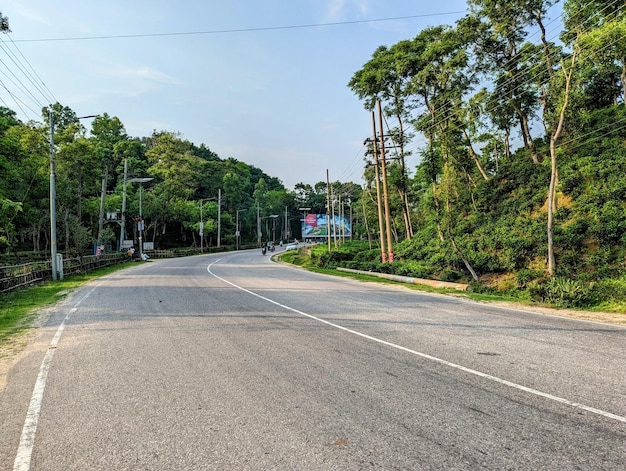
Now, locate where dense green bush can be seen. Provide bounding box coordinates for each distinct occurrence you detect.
[278,104,626,311]
[528,277,593,308]
[590,278,626,305]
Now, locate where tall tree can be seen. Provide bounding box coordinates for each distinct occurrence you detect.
[466,0,558,165]
[0,11,9,32]
[410,24,480,281]
[348,42,416,239]
[145,131,206,243]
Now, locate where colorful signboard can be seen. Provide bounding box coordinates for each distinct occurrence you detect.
[301,214,351,239]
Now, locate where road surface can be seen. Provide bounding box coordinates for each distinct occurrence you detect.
[1,249,625,470]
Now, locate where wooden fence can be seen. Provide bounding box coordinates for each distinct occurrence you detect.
[1,253,125,294]
[1,244,259,294]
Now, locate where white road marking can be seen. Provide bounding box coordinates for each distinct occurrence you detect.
[13,285,100,471]
[207,260,626,424]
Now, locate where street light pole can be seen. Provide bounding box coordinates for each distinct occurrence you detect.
[139,184,144,257]
[284,206,289,242]
[298,207,311,243]
[128,177,153,259]
[49,108,58,280]
[236,208,248,251]
[200,199,204,253]
[120,158,128,247]
[49,109,97,280]
[257,202,261,247]
[271,214,278,243]
[217,189,221,248]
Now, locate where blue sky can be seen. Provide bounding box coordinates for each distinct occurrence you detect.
[3,1,475,189]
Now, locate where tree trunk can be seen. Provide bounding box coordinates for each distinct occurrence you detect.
[77,160,83,220]
[514,104,540,165]
[620,63,626,103]
[548,52,577,277]
[535,12,554,79]
[64,208,70,253]
[463,129,490,181]
[395,109,413,240]
[504,131,510,160]
[449,231,479,282]
[98,167,108,245]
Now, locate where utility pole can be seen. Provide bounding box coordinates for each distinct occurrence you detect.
[217,188,221,248]
[361,186,372,249]
[378,100,394,263]
[98,167,108,249]
[236,209,240,251]
[120,158,128,248]
[49,108,58,280]
[331,184,337,247]
[326,169,331,253]
[284,206,289,242]
[368,111,387,263]
[340,192,344,244]
[257,201,261,247]
[200,199,204,253]
[49,111,97,278]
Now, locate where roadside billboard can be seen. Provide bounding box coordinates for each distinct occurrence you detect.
[302,213,351,239]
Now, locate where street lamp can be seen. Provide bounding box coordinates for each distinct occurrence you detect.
[270,214,278,243]
[128,177,153,259]
[49,110,97,280]
[298,207,311,243]
[236,208,248,251]
[199,199,207,253]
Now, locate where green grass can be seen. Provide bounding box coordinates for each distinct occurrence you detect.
[276,251,626,319]
[0,263,132,343]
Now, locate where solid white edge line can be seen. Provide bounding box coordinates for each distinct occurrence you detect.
[13,283,101,471]
[207,260,626,424]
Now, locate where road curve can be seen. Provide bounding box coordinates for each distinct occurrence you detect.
[2,249,625,470]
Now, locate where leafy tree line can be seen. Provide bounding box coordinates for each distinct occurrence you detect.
[2,0,626,310]
[337,0,626,307]
[0,103,358,261]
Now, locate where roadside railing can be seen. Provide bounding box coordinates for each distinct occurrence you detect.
[0,261,50,293]
[1,253,126,294]
[1,244,260,294]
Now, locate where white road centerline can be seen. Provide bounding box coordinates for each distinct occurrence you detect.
[207,260,626,424]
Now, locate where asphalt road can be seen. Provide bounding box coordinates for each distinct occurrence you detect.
[1,249,625,470]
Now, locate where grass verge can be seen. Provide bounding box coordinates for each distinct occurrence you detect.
[0,263,133,344]
[276,251,626,325]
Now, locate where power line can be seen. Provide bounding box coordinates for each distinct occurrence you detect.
[0,31,59,120]
[6,34,57,103]
[7,11,468,43]
[384,0,624,163]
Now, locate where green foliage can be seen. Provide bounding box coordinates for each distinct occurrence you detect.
[528,277,593,308]
[590,278,626,308]
[0,263,131,343]
[2,1,626,314]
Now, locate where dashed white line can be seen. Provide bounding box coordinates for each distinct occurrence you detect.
[207,260,626,424]
[13,284,100,471]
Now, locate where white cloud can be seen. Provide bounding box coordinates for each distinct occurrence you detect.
[92,64,187,97]
[322,0,372,23]
[102,65,186,86]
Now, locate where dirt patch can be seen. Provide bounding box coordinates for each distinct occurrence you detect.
[0,306,55,393]
[476,300,626,326]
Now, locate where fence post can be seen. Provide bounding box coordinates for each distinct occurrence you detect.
[57,253,64,280]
